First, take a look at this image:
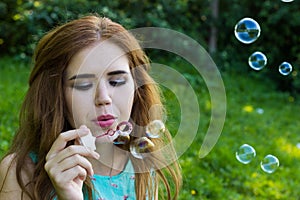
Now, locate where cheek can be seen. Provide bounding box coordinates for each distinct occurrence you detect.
[65,89,75,126]
[113,86,134,116]
[65,89,93,126]
[123,84,135,107]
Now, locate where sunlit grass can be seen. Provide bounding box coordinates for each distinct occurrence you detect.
[0,57,299,199]
[0,57,30,155]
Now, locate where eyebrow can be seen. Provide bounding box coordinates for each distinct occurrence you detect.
[107,70,128,76]
[68,74,95,80]
[68,70,128,80]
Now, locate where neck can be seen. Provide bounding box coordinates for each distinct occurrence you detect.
[91,143,129,176]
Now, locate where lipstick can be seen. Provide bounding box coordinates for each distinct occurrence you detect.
[94,114,116,128]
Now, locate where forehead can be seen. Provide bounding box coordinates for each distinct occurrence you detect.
[66,41,129,76]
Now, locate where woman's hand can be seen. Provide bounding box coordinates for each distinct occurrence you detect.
[44,126,100,200]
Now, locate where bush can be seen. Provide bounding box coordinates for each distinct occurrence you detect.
[0,1,299,91]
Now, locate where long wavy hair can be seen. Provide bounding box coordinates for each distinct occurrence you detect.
[1,15,181,199]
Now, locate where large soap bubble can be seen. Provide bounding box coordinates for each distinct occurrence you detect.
[234,18,261,44]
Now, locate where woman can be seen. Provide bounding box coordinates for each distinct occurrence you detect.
[0,15,181,199]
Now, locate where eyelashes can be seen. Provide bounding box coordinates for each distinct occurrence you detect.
[72,83,93,90]
[72,77,127,91]
[109,79,126,87]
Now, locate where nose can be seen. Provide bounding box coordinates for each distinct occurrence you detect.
[94,81,112,106]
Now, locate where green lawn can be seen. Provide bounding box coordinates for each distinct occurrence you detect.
[0,57,30,154]
[0,57,299,199]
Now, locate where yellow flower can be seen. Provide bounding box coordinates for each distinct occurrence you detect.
[243,105,253,113]
[12,14,22,21]
[191,189,197,195]
[34,1,41,8]
[251,172,258,178]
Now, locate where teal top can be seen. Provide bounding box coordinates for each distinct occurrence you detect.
[29,152,136,200]
[89,159,136,200]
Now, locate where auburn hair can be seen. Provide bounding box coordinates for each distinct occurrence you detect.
[2,15,181,199]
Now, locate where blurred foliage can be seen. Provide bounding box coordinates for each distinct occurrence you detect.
[0,0,300,93]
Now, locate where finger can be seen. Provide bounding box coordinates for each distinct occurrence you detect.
[59,154,94,176]
[59,145,100,160]
[64,165,87,183]
[45,151,94,182]
[47,145,99,169]
[46,128,89,161]
[51,165,87,186]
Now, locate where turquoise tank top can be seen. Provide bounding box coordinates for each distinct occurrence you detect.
[89,160,136,200]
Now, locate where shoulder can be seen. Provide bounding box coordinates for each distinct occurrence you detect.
[0,153,33,199]
[0,153,17,182]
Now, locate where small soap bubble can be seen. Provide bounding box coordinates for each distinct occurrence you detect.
[113,130,130,145]
[279,62,293,75]
[146,120,165,138]
[236,144,256,164]
[130,137,155,159]
[256,108,264,114]
[117,121,132,135]
[234,18,261,44]
[261,154,280,173]
[248,51,267,70]
[113,121,132,145]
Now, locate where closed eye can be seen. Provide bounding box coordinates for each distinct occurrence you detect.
[72,82,93,90]
[109,79,126,87]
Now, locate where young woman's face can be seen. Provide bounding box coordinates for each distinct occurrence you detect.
[64,41,135,142]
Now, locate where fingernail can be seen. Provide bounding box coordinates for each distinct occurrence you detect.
[93,152,100,159]
[80,125,89,130]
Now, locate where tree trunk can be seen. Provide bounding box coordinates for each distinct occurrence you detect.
[209,0,219,55]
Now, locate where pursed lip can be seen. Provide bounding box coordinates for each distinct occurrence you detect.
[93,114,116,128]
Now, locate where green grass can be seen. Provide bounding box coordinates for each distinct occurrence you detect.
[162,59,300,199]
[0,57,30,155]
[0,57,299,199]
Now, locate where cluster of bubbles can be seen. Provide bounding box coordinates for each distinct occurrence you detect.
[130,120,165,159]
[233,10,296,174]
[236,144,280,173]
[234,18,293,76]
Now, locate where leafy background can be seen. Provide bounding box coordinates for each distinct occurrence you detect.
[1,0,300,199]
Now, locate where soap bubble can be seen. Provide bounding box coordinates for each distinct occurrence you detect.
[256,108,264,114]
[279,62,293,75]
[113,121,132,145]
[146,120,165,138]
[281,0,294,2]
[248,51,267,70]
[130,137,155,159]
[236,144,256,164]
[113,130,130,145]
[234,18,261,44]
[261,154,280,173]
